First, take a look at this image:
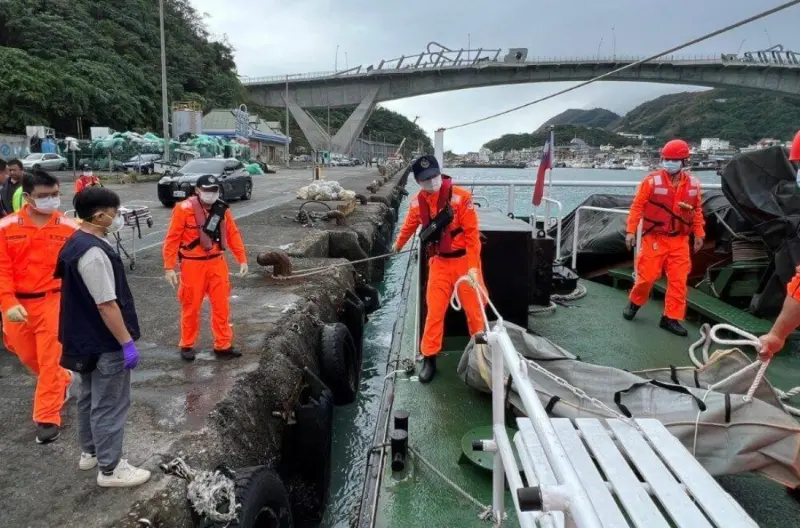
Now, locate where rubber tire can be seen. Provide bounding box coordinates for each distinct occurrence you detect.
[192,465,293,528]
[283,381,334,524]
[354,284,380,315]
[242,181,252,200]
[319,323,359,405]
[58,163,66,170]
[161,200,175,208]
[341,290,366,364]
[33,164,40,170]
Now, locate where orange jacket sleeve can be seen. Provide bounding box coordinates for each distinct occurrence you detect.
[458,192,482,270]
[163,205,186,270]
[789,271,800,302]
[626,176,653,234]
[692,185,706,238]
[74,178,86,194]
[0,228,17,312]
[224,209,247,264]
[395,194,421,250]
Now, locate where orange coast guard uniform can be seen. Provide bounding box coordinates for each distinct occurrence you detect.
[626,169,705,320]
[0,208,78,426]
[395,176,486,356]
[74,174,102,193]
[163,197,246,350]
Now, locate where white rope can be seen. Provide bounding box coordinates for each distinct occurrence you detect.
[450,275,501,334]
[274,249,414,280]
[529,302,557,315]
[551,283,588,302]
[160,457,239,523]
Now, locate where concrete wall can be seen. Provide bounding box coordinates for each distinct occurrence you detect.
[246,61,800,108]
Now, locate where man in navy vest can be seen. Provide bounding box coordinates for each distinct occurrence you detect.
[55,187,151,488]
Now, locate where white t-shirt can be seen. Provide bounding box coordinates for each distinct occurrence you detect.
[76,240,117,305]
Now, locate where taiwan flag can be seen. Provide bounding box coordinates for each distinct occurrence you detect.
[532,131,554,206]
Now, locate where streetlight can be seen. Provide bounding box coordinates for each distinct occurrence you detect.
[335,44,340,72]
[345,52,348,70]
[611,26,616,60]
[159,0,170,161]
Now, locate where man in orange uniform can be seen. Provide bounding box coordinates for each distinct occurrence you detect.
[392,155,485,383]
[74,164,102,194]
[623,139,705,337]
[0,170,79,443]
[163,175,248,361]
[759,131,800,358]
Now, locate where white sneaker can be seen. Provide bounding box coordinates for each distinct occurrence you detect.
[79,452,98,471]
[96,459,151,488]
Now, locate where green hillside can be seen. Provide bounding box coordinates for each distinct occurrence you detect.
[542,108,621,129]
[611,88,800,146]
[0,0,429,155]
[482,124,642,152]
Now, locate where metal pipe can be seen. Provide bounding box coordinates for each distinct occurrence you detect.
[158,0,170,160]
[285,75,290,167]
[490,328,603,528]
[413,230,421,360]
[540,197,563,260]
[454,178,721,190]
[493,424,538,528]
[507,184,516,216]
[434,129,445,169]
[491,332,506,525]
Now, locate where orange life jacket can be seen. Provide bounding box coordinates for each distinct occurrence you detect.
[642,170,701,236]
[417,176,463,256]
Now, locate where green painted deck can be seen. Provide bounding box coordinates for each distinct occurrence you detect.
[372,274,800,527]
[608,267,778,337]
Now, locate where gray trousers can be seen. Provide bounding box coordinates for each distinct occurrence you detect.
[77,351,131,473]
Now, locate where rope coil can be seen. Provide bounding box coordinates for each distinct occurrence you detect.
[160,457,240,523]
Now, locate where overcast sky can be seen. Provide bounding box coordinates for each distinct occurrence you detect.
[191,0,797,152]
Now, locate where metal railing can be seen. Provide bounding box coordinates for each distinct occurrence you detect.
[477,323,604,527]
[535,197,563,261]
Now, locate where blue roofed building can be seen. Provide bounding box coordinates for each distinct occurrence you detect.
[201,108,291,163]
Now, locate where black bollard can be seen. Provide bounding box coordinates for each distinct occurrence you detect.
[393,410,409,432]
[390,429,408,472]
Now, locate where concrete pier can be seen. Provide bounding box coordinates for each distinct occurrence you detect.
[0,165,410,527]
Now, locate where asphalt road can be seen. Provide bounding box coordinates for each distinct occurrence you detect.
[48,166,375,259]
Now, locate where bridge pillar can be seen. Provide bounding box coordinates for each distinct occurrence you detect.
[282,94,331,152]
[330,86,380,155]
[434,128,445,169]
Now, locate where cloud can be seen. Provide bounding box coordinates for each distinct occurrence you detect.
[190,0,797,151]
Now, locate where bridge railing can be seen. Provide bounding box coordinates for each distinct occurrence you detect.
[241,53,799,85]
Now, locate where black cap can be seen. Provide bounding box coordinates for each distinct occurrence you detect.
[196,174,220,189]
[411,155,441,182]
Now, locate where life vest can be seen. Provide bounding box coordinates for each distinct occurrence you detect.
[418,176,463,256]
[181,196,228,253]
[642,170,701,236]
[12,186,23,212]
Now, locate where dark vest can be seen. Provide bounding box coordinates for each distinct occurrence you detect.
[56,230,140,372]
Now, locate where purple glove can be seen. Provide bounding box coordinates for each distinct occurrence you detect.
[122,340,139,369]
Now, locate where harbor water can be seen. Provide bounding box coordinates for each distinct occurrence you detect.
[323,167,725,526]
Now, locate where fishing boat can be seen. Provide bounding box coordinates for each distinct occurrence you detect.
[355,140,800,527]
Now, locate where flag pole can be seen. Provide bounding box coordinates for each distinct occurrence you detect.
[544,125,555,226]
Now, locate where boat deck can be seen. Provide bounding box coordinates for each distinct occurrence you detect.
[370,277,800,527]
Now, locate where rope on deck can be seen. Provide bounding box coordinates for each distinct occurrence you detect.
[160,457,240,523]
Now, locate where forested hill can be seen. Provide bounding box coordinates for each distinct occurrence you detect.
[0,0,244,134]
[482,124,641,152]
[0,1,431,154]
[541,108,621,129]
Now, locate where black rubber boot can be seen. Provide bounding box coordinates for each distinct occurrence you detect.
[36,423,60,444]
[622,301,641,321]
[659,316,688,337]
[180,347,195,361]
[214,347,243,359]
[419,356,437,384]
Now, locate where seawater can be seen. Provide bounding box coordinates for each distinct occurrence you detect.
[323,167,721,526]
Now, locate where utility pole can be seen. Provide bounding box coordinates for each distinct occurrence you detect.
[159,0,170,161]
[611,26,616,60]
[284,74,290,167]
[335,44,339,72]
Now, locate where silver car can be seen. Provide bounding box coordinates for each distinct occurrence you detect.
[21,153,68,171]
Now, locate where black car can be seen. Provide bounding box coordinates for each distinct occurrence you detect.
[123,154,161,174]
[157,158,253,207]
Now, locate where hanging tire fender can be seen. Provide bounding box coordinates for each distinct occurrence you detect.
[318,323,359,405]
[193,465,293,528]
[355,284,380,315]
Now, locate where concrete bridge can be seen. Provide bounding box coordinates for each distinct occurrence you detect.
[243,43,800,154]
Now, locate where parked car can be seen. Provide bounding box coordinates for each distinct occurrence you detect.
[156,158,252,207]
[122,154,161,174]
[21,153,67,171]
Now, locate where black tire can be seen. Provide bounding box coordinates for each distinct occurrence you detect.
[319,323,359,405]
[58,163,66,170]
[354,284,380,315]
[33,164,40,170]
[341,290,366,364]
[160,200,175,208]
[242,181,252,200]
[193,465,293,528]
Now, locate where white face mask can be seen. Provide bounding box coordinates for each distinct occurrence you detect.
[106,214,124,234]
[419,175,442,194]
[199,191,219,204]
[32,196,60,213]
[662,160,683,175]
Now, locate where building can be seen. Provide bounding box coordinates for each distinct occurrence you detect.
[700,138,730,151]
[201,108,291,163]
[478,147,492,162]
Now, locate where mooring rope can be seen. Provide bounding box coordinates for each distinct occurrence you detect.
[445,0,800,130]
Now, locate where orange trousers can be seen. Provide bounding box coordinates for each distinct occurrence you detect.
[421,255,487,356]
[629,233,691,320]
[2,293,71,426]
[178,257,233,350]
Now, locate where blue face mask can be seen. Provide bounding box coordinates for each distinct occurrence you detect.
[662,160,683,175]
